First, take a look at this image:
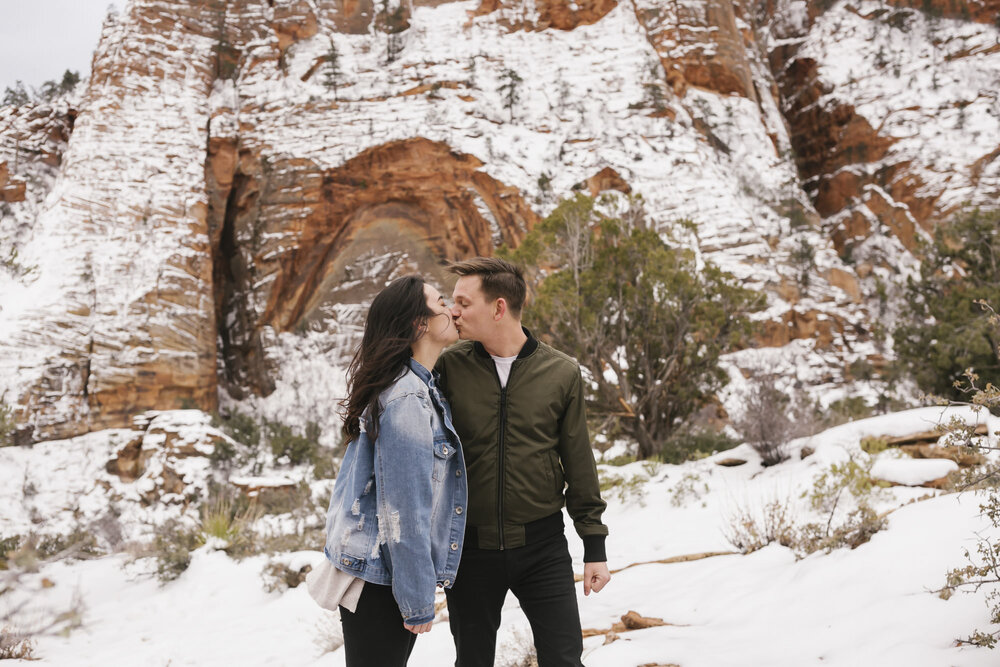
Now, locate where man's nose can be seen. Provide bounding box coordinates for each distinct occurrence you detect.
[449,305,460,318]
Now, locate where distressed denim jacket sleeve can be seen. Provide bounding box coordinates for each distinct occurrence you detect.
[374,390,437,625]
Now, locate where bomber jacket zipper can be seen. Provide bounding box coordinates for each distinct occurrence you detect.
[497,384,506,550]
[491,359,516,551]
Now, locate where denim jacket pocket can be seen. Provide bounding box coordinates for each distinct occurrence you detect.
[431,437,456,482]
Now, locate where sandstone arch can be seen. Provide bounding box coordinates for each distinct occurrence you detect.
[210,137,538,399]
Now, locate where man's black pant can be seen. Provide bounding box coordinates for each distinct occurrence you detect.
[446,532,584,667]
[340,582,417,666]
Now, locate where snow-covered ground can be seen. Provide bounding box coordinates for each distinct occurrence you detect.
[2,406,999,666]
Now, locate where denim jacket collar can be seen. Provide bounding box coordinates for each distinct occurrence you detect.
[407,357,438,385]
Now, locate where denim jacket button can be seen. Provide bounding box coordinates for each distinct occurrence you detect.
[455,469,462,477]
[443,579,451,587]
[455,506,463,514]
[341,558,350,565]
[450,542,458,550]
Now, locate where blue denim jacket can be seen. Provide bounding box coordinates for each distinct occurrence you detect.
[323,358,467,624]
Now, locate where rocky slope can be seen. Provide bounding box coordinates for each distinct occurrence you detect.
[0,0,998,442]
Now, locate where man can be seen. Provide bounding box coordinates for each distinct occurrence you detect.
[435,256,610,667]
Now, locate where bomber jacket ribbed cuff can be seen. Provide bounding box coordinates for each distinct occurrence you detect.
[582,535,607,563]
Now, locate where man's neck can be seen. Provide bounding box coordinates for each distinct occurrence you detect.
[479,323,527,358]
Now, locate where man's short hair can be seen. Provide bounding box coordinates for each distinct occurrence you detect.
[448,257,526,315]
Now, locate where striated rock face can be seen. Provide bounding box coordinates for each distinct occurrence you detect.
[886,0,1000,24]
[0,0,997,441]
[634,0,757,99]
[762,0,1000,265]
[586,166,632,197]
[0,162,26,202]
[471,0,618,30]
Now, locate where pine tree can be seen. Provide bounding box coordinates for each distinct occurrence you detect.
[323,40,342,100]
[497,68,522,122]
[503,194,762,459]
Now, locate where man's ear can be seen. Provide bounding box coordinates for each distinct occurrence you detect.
[493,298,507,321]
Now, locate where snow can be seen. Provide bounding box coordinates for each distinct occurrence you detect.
[1,1,1000,662]
[2,406,999,665]
[871,457,958,486]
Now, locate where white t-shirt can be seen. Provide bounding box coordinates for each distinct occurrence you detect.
[491,353,518,388]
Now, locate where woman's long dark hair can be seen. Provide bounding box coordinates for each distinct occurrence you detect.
[341,275,433,442]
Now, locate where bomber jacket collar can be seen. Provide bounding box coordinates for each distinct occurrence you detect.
[472,326,538,360]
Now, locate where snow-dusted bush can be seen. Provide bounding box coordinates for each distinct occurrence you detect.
[936,302,1000,648]
[0,625,34,660]
[795,458,889,555]
[723,459,890,557]
[199,491,261,557]
[734,373,811,466]
[598,470,648,504]
[0,404,14,447]
[151,519,201,583]
[261,559,311,594]
[722,497,797,554]
[670,471,709,508]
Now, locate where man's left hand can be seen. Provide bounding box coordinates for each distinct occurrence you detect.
[583,562,611,596]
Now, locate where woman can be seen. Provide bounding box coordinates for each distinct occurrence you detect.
[308,275,467,666]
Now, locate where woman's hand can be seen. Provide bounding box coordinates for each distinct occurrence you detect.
[403,621,433,634]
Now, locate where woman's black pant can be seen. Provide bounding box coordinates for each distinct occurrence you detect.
[340,582,417,666]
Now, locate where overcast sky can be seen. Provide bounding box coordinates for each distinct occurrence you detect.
[1,0,122,93]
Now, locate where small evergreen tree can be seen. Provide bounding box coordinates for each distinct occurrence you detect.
[59,70,80,94]
[375,0,408,64]
[323,40,342,100]
[497,68,522,122]
[504,194,762,459]
[2,82,29,107]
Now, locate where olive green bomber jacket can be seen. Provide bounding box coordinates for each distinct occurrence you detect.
[435,331,608,562]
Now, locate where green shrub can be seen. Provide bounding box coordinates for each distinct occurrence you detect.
[152,520,202,583]
[670,471,709,508]
[795,504,887,555]
[601,453,636,467]
[795,458,889,555]
[0,404,15,447]
[894,208,1000,400]
[0,535,22,570]
[657,427,738,464]
[209,438,237,465]
[597,471,647,503]
[820,396,876,428]
[860,436,889,455]
[267,419,320,466]
[198,488,261,557]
